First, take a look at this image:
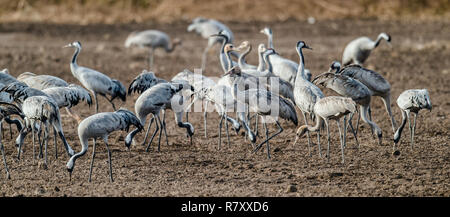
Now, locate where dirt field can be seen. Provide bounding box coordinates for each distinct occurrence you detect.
[0,19,449,196]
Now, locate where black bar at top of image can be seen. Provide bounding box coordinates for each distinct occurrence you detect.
[0,197,447,216]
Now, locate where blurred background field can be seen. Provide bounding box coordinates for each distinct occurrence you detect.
[0,0,449,24]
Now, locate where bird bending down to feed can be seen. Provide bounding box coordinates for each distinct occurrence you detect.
[66,109,143,182]
[16,95,75,167]
[0,102,24,179]
[312,72,382,146]
[329,62,397,134]
[225,66,298,159]
[128,70,194,148]
[294,96,357,163]
[125,30,181,70]
[393,89,431,151]
[187,17,236,70]
[342,33,391,66]
[64,41,126,113]
[134,82,187,152]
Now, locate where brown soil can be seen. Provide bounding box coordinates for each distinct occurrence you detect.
[0,19,449,196]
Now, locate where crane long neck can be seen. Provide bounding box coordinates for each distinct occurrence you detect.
[238,45,251,68]
[165,41,178,53]
[295,47,306,85]
[360,105,381,134]
[394,110,408,143]
[67,136,89,169]
[257,49,266,72]
[71,47,80,67]
[263,53,273,74]
[305,113,323,132]
[267,33,274,49]
[373,34,384,48]
[225,50,233,71]
[219,38,229,73]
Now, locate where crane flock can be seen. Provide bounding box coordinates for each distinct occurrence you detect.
[0,17,432,182]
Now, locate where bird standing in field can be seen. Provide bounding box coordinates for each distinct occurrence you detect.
[260,27,311,84]
[342,33,391,66]
[0,102,24,179]
[293,96,357,163]
[393,89,431,151]
[312,72,382,146]
[188,17,235,70]
[125,30,181,70]
[329,62,397,134]
[292,41,324,156]
[134,82,185,152]
[128,70,194,147]
[225,66,298,159]
[64,41,126,113]
[66,109,143,182]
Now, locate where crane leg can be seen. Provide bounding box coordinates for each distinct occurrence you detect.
[252,121,283,159]
[93,92,99,113]
[368,106,375,138]
[337,116,347,164]
[301,112,312,157]
[104,140,114,183]
[204,100,208,138]
[53,128,58,159]
[325,119,331,162]
[317,129,322,158]
[149,48,154,70]
[411,112,417,149]
[161,110,169,146]
[225,112,230,147]
[31,121,36,162]
[89,138,96,182]
[141,117,154,146]
[381,94,397,133]
[66,107,82,124]
[146,116,159,152]
[218,114,225,150]
[263,120,270,159]
[156,115,163,152]
[348,113,360,149]
[1,140,10,179]
[0,121,3,139]
[43,121,49,168]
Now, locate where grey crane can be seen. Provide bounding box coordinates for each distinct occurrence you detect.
[294,96,357,163]
[66,109,143,182]
[128,70,195,147]
[125,30,181,70]
[16,72,87,123]
[342,33,391,66]
[225,66,298,159]
[293,41,325,157]
[312,72,383,145]
[187,17,236,70]
[0,82,19,139]
[0,102,24,179]
[393,89,431,151]
[234,41,258,70]
[260,27,311,84]
[17,72,69,90]
[0,69,23,137]
[64,41,126,113]
[210,32,239,74]
[16,95,75,167]
[330,62,397,134]
[134,82,186,152]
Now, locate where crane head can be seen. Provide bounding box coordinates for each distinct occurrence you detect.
[223,43,236,54]
[236,41,250,50]
[63,41,82,49]
[296,41,312,50]
[328,61,342,73]
[260,27,272,36]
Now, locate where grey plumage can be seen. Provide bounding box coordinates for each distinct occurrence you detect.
[66,108,143,182]
[16,95,75,167]
[226,66,298,159]
[125,30,181,69]
[332,63,397,133]
[260,27,311,84]
[42,84,92,109]
[293,41,324,156]
[294,96,357,163]
[188,17,235,70]
[0,81,48,105]
[17,72,69,90]
[312,72,383,145]
[64,41,126,113]
[0,69,19,85]
[393,89,431,150]
[0,102,24,179]
[342,33,391,66]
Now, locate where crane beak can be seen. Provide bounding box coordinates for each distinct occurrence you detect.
[63,44,72,48]
[305,45,313,50]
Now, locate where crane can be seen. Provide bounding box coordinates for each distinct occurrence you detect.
[342,33,391,66]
